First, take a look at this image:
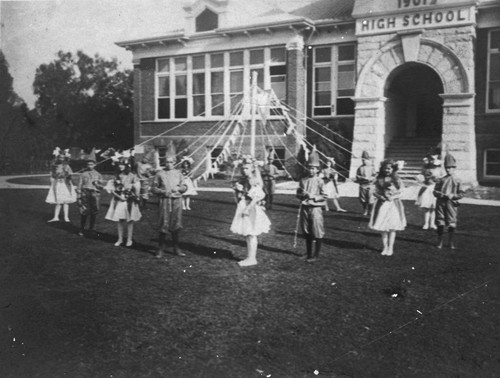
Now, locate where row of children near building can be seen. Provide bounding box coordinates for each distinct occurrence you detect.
[45,145,465,266]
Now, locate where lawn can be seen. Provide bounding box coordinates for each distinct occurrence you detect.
[0,188,499,377]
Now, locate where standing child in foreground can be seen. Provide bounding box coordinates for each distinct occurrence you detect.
[415,153,442,230]
[355,150,376,216]
[296,149,327,263]
[369,160,407,256]
[230,157,271,267]
[105,153,142,247]
[433,153,465,249]
[76,159,104,236]
[151,155,188,259]
[46,147,77,222]
[180,157,198,210]
[321,157,347,212]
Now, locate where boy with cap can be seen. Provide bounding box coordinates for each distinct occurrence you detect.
[355,151,376,216]
[76,159,104,236]
[433,153,465,249]
[261,155,279,210]
[296,147,327,262]
[151,156,188,259]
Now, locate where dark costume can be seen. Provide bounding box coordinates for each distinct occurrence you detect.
[296,150,327,261]
[76,167,103,234]
[355,151,376,215]
[151,168,187,256]
[261,161,279,209]
[434,172,464,228]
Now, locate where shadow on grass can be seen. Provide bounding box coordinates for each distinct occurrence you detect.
[275,229,379,252]
[205,234,303,256]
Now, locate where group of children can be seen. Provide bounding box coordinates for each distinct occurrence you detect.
[45,148,198,254]
[45,145,465,266]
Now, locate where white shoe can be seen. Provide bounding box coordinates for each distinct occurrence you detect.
[422,225,429,230]
[238,259,257,267]
[48,218,59,223]
[114,240,123,247]
[126,240,133,247]
[64,218,70,223]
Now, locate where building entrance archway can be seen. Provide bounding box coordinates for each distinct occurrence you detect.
[385,63,443,140]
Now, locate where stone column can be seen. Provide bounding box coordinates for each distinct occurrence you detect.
[440,93,477,187]
[349,97,387,178]
[286,34,306,154]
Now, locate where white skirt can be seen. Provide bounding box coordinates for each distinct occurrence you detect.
[45,180,77,204]
[324,181,338,199]
[230,199,271,236]
[369,198,407,232]
[105,198,142,222]
[184,177,198,196]
[415,184,436,209]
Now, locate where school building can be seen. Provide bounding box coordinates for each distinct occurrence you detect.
[116,0,500,186]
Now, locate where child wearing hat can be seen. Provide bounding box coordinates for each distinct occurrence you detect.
[151,155,188,259]
[261,154,279,210]
[296,148,327,262]
[355,151,376,216]
[76,159,105,236]
[433,153,465,249]
[180,157,198,211]
[369,160,407,256]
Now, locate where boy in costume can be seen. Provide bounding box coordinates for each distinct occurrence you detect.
[355,150,376,216]
[261,155,279,210]
[151,155,187,259]
[296,148,327,262]
[433,153,465,249]
[76,159,104,236]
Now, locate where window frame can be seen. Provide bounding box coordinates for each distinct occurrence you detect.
[154,46,288,121]
[312,43,356,118]
[484,148,500,178]
[486,29,500,113]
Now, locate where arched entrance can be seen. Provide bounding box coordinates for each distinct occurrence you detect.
[384,63,443,140]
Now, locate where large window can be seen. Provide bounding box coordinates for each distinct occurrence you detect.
[312,43,356,117]
[155,47,287,120]
[484,149,500,177]
[487,29,500,112]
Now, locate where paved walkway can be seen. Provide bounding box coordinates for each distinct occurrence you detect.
[1,174,499,207]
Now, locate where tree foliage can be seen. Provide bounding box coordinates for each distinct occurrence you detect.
[33,50,133,151]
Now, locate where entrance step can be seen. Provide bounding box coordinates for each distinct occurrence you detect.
[385,137,440,180]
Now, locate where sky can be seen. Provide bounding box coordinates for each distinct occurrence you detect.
[0,0,185,108]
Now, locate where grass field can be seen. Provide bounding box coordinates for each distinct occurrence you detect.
[0,188,499,377]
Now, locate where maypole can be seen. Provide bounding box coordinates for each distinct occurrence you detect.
[250,71,258,158]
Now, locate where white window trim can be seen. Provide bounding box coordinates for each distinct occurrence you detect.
[312,44,356,118]
[484,148,500,178]
[486,29,500,113]
[154,46,287,121]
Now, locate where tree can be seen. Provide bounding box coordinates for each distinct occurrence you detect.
[33,50,133,151]
[0,50,49,172]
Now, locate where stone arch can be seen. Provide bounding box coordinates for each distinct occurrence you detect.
[355,38,470,98]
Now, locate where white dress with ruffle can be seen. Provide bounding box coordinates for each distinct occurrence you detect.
[104,174,142,222]
[369,178,407,232]
[45,165,77,204]
[230,185,271,236]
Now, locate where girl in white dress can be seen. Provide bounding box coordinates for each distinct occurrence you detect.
[180,158,198,210]
[369,160,407,256]
[105,156,141,247]
[46,148,77,222]
[230,159,271,267]
[415,154,442,230]
[320,158,347,212]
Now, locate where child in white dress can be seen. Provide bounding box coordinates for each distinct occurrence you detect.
[230,158,271,267]
[369,160,407,256]
[46,148,77,222]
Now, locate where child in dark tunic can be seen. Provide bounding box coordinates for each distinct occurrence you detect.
[296,148,327,262]
[433,153,465,249]
[76,159,104,236]
[355,150,376,216]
